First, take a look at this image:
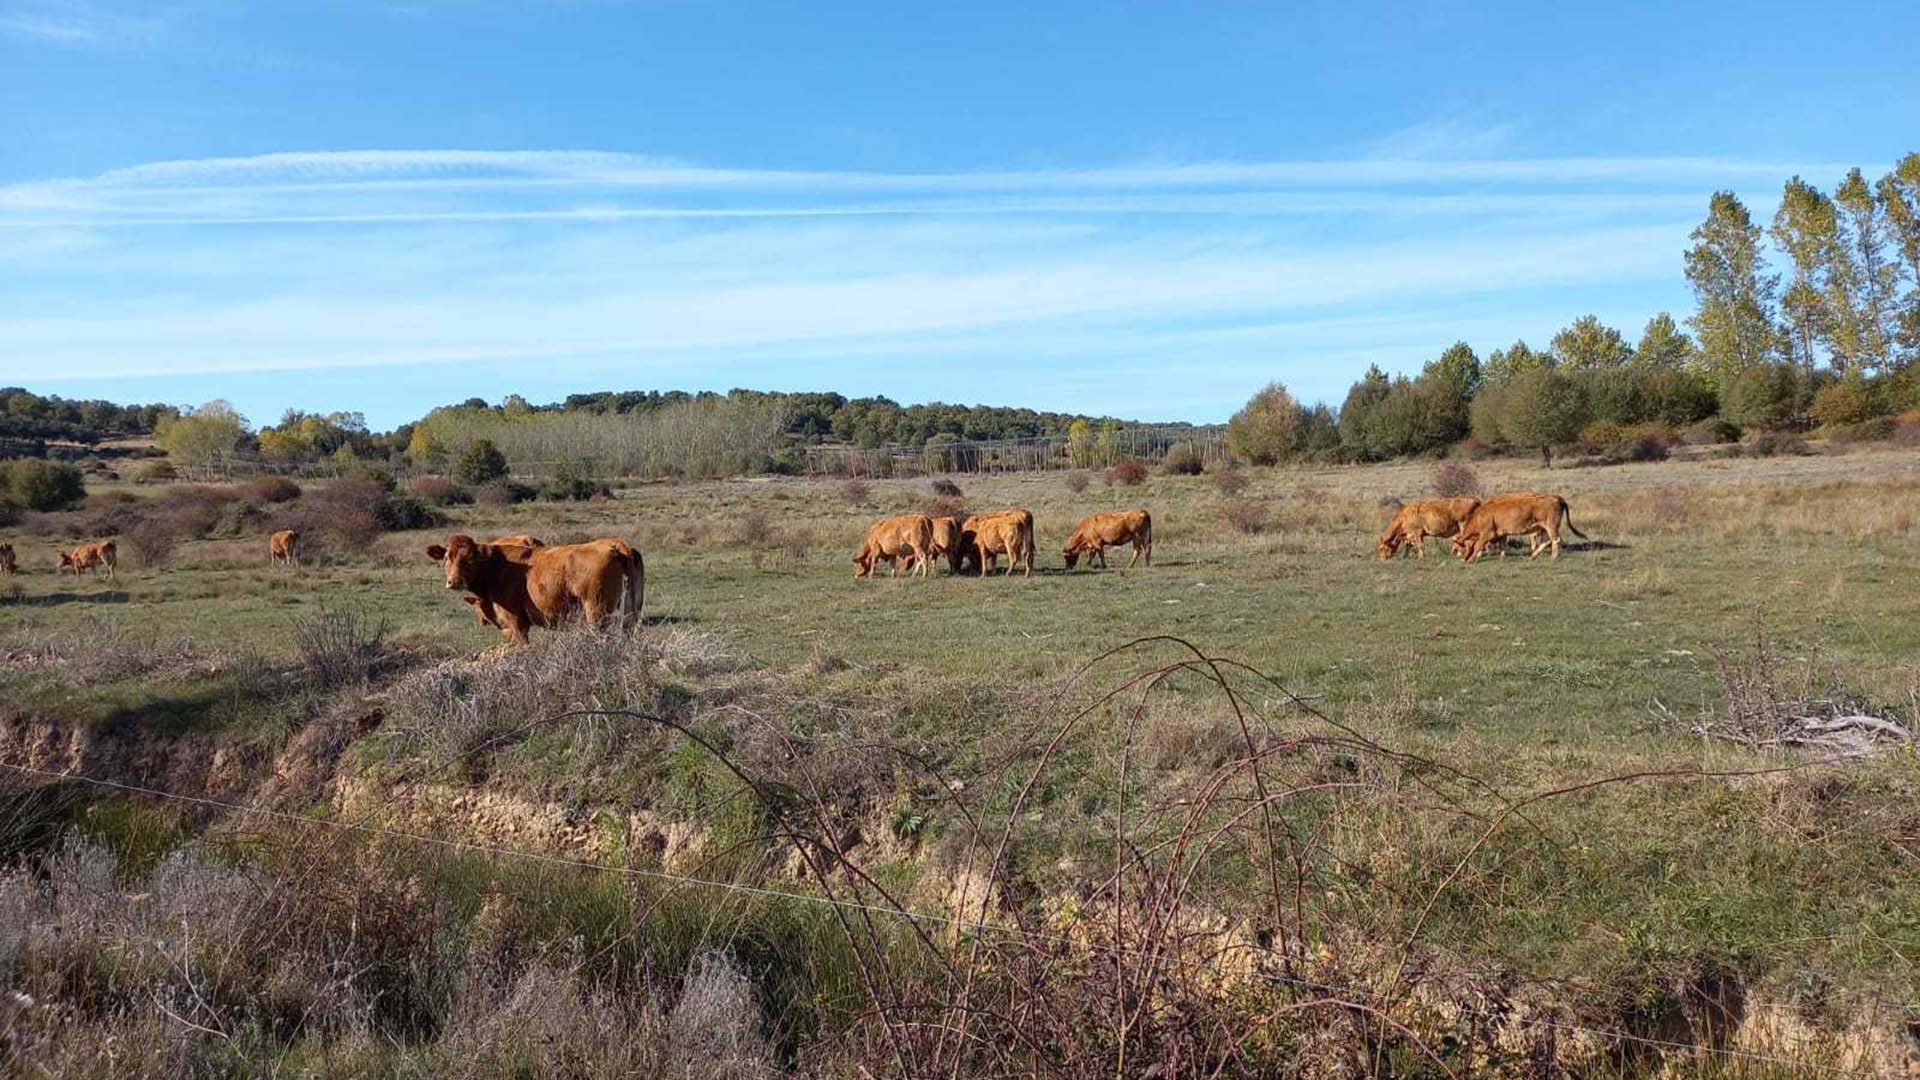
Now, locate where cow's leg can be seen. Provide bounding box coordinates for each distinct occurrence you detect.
[1126,542,1142,569]
[1412,534,1426,559]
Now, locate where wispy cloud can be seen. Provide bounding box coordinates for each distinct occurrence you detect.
[0,2,161,48]
[0,144,1799,422]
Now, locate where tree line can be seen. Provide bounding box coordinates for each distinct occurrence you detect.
[1230,151,1920,464]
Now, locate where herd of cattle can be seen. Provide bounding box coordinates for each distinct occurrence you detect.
[0,489,1587,647]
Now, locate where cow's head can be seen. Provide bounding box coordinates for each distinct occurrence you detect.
[1062,537,1089,570]
[851,549,872,578]
[1375,528,1404,560]
[56,550,74,570]
[424,534,487,591]
[1450,532,1481,561]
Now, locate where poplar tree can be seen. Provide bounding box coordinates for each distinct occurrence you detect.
[1550,315,1632,370]
[1684,192,1779,389]
[1881,153,1920,361]
[1832,168,1899,370]
[1769,177,1839,371]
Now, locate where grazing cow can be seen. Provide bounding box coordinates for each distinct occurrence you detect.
[1451,493,1588,562]
[853,514,934,579]
[268,529,300,567]
[961,509,1035,577]
[0,544,14,574]
[425,534,644,645]
[924,515,966,575]
[57,540,117,581]
[1376,498,1481,559]
[1063,509,1153,570]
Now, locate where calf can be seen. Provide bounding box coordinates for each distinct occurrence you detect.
[268,529,300,567]
[1376,497,1480,559]
[853,514,934,579]
[1063,509,1153,570]
[57,540,117,581]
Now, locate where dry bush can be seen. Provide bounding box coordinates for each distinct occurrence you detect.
[1458,434,1499,460]
[246,474,303,504]
[840,478,872,506]
[292,603,391,688]
[1211,465,1249,496]
[128,458,177,484]
[930,477,963,497]
[1161,441,1205,476]
[924,494,967,520]
[1221,498,1272,534]
[1430,461,1483,498]
[122,516,181,566]
[1751,431,1812,457]
[1063,470,1090,493]
[1894,409,1920,447]
[410,475,473,506]
[1103,459,1149,486]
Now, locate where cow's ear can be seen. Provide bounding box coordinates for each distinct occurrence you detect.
[424,544,447,561]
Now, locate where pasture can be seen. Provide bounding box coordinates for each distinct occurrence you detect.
[5,446,1920,1076]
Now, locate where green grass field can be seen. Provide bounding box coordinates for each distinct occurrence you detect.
[4,447,1920,1075]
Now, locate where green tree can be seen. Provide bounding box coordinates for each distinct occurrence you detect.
[1633,313,1697,368]
[1471,367,1589,453]
[1423,341,1482,399]
[455,438,510,485]
[1225,382,1302,465]
[1811,371,1879,427]
[1832,167,1900,370]
[1878,153,1920,361]
[1550,315,1632,370]
[1481,340,1549,386]
[1770,177,1839,371]
[1685,192,1779,391]
[155,400,249,474]
[1720,363,1806,429]
[1336,366,1392,457]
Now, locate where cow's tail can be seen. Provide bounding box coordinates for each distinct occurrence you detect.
[1558,498,1590,540]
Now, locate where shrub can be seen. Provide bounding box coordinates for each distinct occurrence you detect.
[925,495,967,521]
[454,438,510,485]
[1430,462,1482,499]
[292,604,390,688]
[840,479,871,506]
[0,498,16,528]
[377,493,442,532]
[1161,442,1205,476]
[1221,499,1271,534]
[1683,417,1741,445]
[1226,383,1302,465]
[1457,435,1498,461]
[1751,431,1812,457]
[128,459,177,484]
[1811,374,1879,428]
[542,459,609,502]
[123,517,181,566]
[1825,417,1897,444]
[245,475,303,504]
[1,458,86,512]
[1895,409,1920,447]
[408,476,473,506]
[477,479,536,507]
[1104,459,1149,486]
[1211,465,1249,496]
[930,478,963,498]
[1063,470,1090,493]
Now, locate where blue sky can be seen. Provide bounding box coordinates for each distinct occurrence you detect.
[3,1,1917,431]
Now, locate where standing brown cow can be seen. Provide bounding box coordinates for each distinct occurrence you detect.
[960,509,1035,577]
[268,529,301,567]
[0,544,15,574]
[1063,509,1153,570]
[425,534,644,645]
[1375,498,1480,559]
[57,540,117,581]
[1451,493,1588,562]
[923,515,966,575]
[853,514,934,578]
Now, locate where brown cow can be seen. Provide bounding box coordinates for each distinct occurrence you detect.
[1376,498,1480,559]
[853,514,934,579]
[1063,509,1153,570]
[924,515,966,575]
[268,529,300,567]
[1451,493,1588,562]
[459,535,548,628]
[57,540,117,581]
[425,534,644,645]
[961,509,1035,577]
[0,544,14,574]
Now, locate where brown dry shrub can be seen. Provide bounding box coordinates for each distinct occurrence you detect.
[1104,459,1149,486]
[1221,498,1272,534]
[246,475,303,504]
[930,477,963,497]
[1211,465,1249,496]
[1063,470,1090,493]
[925,495,968,520]
[1430,462,1483,498]
[840,478,872,506]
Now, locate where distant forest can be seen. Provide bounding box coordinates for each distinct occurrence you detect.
[7,150,1918,476]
